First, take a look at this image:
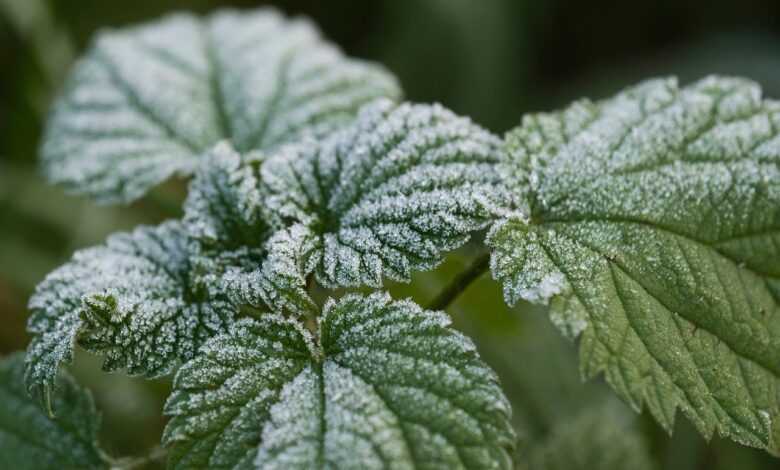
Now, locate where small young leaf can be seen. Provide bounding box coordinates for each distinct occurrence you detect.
[25,221,236,400]
[262,99,507,288]
[164,292,515,469]
[489,76,780,452]
[183,143,318,316]
[0,353,108,470]
[42,8,401,203]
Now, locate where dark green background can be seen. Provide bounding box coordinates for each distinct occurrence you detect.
[1,1,779,468]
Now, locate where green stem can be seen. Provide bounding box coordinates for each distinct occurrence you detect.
[427,251,490,311]
[109,445,167,470]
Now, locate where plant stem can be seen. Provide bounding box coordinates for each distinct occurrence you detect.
[110,445,167,470]
[427,251,490,311]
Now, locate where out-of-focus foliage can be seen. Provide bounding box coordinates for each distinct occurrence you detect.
[3,0,780,468]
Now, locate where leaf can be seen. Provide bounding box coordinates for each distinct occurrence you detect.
[163,292,515,469]
[262,99,507,288]
[182,143,318,316]
[0,353,108,470]
[488,76,780,452]
[25,220,236,402]
[41,7,401,204]
[522,401,655,470]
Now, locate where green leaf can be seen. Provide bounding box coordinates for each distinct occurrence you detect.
[163,292,515,469]
[262,99,507,288]
[522,401,655,470]
[488,76,780,452]
[182,143,318,316]
[42,7,401,204]
[0,353,108,470]
[25,220,236,401]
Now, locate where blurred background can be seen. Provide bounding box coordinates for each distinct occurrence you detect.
[2,0,780,468]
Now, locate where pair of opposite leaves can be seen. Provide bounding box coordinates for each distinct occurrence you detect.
[15,6,780,470]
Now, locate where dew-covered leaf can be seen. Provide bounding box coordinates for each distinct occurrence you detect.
[0,353,108,470]
[25,221,236,402]
[262,99,507,288]
[164,292,515,469]
[489,76,780,452]
[42,7,401,203]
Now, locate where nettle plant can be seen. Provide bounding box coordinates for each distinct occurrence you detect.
[3,6,780,470]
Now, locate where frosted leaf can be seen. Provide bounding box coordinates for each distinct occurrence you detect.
[164,292,515,469]
[263,99,508,288]
[0,353,108,470]
[222,224,320,317]
[183,143,270,301]
[489,76,780,453]
[41,7,401,203]
[183,143,317,315]
[522,401,654,470]
[25,221,236,403]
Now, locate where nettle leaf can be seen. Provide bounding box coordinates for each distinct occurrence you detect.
[262,99,507,288]
[489,76,780,452]
[42,7,400,203]
[164,292,515,469]
[25,221,235,402]
[183,143,318,316]
[0,353,108,470]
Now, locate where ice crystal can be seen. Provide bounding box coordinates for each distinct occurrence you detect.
[489,76,780,452]
[25,221,236,400]
[262,99,508,288]
[0,353,107,470]
[164,292,515,469]
[41,7,401,203]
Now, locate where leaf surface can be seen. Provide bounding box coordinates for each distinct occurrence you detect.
[0,353,107,470]
[489,76,780,452]
[262,99,507,288]
[25,221,235,401]
[42,8,400,203]
[164,292,515,469]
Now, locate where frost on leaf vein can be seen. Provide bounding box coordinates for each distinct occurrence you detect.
[262,99,510,289]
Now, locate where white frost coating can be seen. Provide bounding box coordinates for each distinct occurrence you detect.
[490,75,780,452]
[25,220,236,396]
[183,142,273,307]
[41,7,401,203]
[517,272,565,304]
[262,99,510,288]
[166,292,516,469]
[222,223,320,316]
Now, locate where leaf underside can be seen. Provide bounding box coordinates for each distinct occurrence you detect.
[163,292,515,470]
[42,7,400,203]
[489,76,780,452]
[25,221,236,400]
[0,353,107,470]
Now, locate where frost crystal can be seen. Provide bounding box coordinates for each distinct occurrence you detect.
[41,7,401,203]
[263,99,508,288]
[489,76,780,452]
[0,353,107,470]
[25,221,236,399]
[164,292,516,469]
